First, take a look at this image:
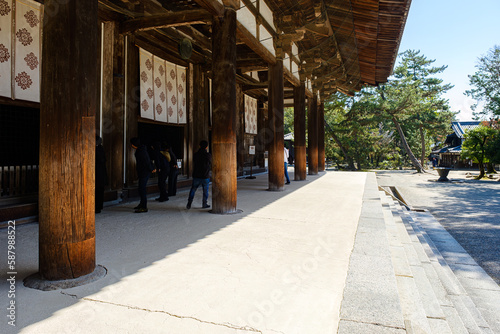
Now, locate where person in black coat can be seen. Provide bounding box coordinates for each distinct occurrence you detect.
[95,135,108,213]
[152,141,169,202]
[165,144,179,196]
[186,140,212,209]
[131,137,155,213]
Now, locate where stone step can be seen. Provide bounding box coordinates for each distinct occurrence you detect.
[338,174,406,333]
[385,193,497,334]
[381,192,454,334]
[392,203,476,334]
[409,210,500,334]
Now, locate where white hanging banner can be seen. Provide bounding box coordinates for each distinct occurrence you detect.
[245,95,258,134]
[166,61,178,124]
[0,0,13,99]
[139,48,154,120]
[13,0,41,102]
[177,66,187,124]
[153,56,167,123]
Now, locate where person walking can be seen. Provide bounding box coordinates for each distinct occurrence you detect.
[284,144,291,184]
[95,135,108,213]
[152,141,169,202]
[187,140,212,209]
[131,137,155,213]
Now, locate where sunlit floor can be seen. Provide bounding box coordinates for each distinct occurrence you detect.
[1,171,367,334]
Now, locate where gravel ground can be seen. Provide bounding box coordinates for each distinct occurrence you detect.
[375,169,500,285]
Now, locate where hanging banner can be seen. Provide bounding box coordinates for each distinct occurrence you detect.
[166,61,178,124]
[245,95,258,134]
[139,48,154,120]
[0,0,13,99]
[139,48,187,125]
[13,0,41,102]
[153,56,167,123]
[177,66,187,124]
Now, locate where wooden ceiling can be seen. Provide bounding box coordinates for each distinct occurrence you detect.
[96,0,411,99]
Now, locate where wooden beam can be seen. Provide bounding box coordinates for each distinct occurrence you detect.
[237,22,276,66]
[193,0,225,16]
[120,9,212,34]
[177,26,212,52]
[222,0,240,9]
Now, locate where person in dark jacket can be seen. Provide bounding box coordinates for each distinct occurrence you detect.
[187,140,212,209]
[165,144,179,196]
[131,137,155,213]
[95,135,108,213]
[152,142,170,202]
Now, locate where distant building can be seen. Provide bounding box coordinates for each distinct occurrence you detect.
[432,121,481,167]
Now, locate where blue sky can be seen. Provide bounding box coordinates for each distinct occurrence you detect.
[397,0,500,120]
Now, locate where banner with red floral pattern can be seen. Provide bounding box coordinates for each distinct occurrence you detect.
[166,61,178,124]
[0,0,41,102]
[139,48,188,124]
[139,48,154,120]
[177,66,186,124]
[245,95,258,134]
[0,0,12,99]
[153,56,167,123]
[14,0,41,102]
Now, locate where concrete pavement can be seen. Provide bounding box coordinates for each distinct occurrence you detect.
[1,171,366,333]
[3,169,498,333]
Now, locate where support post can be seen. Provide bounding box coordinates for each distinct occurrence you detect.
[125,36,139,187]
[189,63,206,177]
[268,59,285,190]
[294,83,306,180]
[211,7,238,213]
[318,102,325,172]
[39,0,98,280]
[308,98,318,175]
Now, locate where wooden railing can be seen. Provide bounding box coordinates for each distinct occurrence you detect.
[0,165,39,198]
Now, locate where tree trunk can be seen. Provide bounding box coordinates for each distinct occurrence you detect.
[477,161,485,179]
[419,124,426,169]
[487,162,497,174]
[392,116,424,173]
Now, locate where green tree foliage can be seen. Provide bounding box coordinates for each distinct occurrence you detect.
[465,45,500,118]
[324,91,396,170]
[284,107,294,135]
[321,50,454,171]
[461,125,498,179]
[378,50,454,172]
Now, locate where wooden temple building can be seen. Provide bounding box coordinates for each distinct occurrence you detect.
[0,0,411,281]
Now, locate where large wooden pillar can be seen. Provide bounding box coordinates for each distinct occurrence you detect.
[101,22,124,190]
[255,104,266,168]
[294,83,307,180]
[318,102,325,172]
[125,36,139,187]
[189,63,207,177]
[211,7,238,213]
[39,0,98,280]
[308,97,319,175]
[268,59,285,191]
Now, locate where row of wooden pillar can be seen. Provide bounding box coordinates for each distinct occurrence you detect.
[38,2,326,281]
